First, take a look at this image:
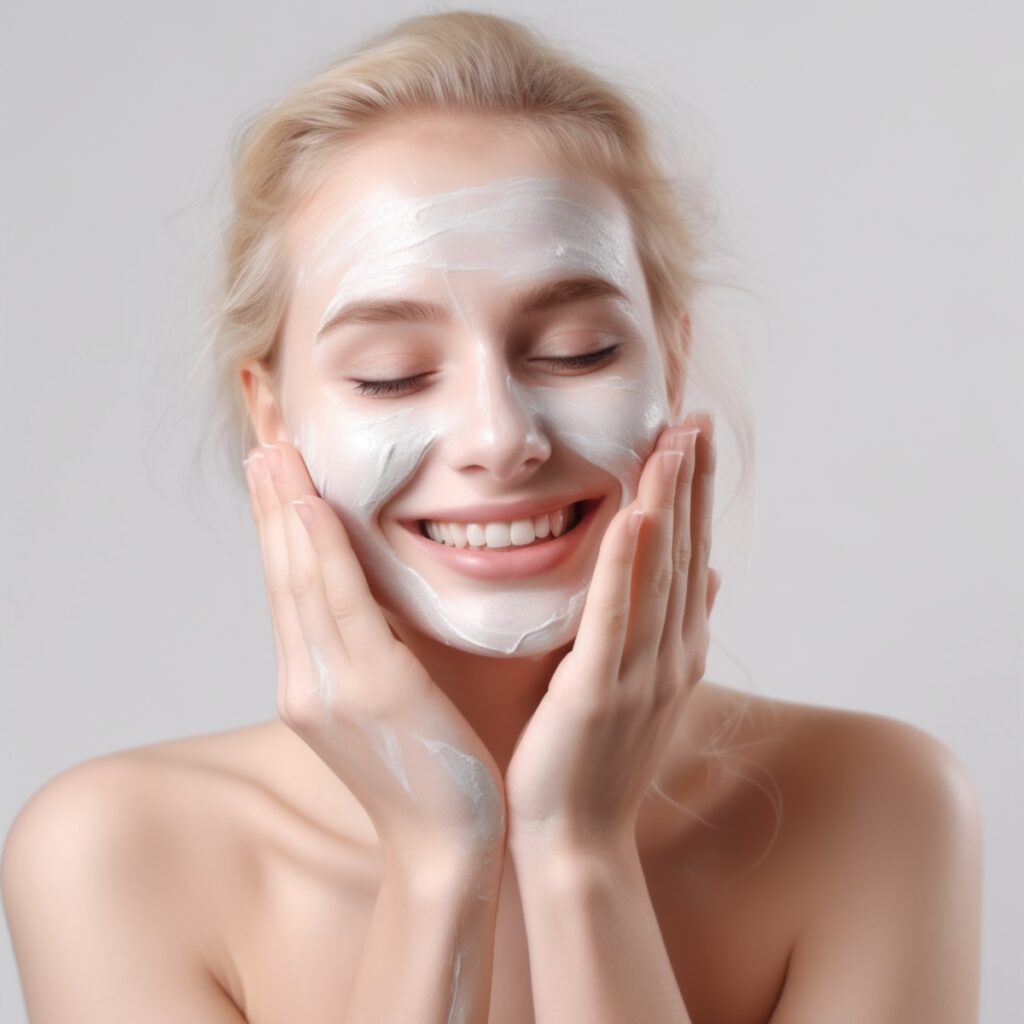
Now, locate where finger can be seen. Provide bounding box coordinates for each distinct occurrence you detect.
[261,462,352,720]
[268,443,400,672]
[245,448,313,696]
[243,455,261,523]
[682,416,716,645]
[658,419,701,661]
[566,499,644,688]
[620,424,693,673]
[707,567,722,617]
[244,456,285,674]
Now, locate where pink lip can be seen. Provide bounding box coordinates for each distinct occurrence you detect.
[398,498,605,581]
[399,491,595,526]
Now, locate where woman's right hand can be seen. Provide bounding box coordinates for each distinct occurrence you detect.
[243,441,506,876]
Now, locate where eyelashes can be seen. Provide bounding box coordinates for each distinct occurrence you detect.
[353,376,430,397]
[352,344,621,397]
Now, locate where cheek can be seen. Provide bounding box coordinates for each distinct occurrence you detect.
[530,371,668,502]
[293,401,440,526]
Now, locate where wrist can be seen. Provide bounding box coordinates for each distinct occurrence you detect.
[510,837,642,910]
[385,835,506,898]
[508,822,638,875]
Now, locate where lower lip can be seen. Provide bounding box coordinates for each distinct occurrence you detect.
[398,500,603,581]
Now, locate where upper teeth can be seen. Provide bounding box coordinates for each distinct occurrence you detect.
[422,503,579,549]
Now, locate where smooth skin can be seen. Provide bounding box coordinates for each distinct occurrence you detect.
[245,408,717,1022]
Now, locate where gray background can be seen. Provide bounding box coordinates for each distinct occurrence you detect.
[2,1,1020,1020]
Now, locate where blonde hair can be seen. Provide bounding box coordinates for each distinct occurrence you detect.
[187,9,774,858]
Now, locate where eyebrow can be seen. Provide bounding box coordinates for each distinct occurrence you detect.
[314,274,630,342]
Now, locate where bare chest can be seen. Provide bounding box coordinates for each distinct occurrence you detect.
[171,687,810,1023]
[215,788,794,1024]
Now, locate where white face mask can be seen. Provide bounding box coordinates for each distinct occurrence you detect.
[286,174,671,657]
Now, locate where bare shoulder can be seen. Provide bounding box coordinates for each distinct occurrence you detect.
[2,719,376,909]
[676,681,983,907]
[2,747,250,1021]
[694,680,980,812]
[2,749,199,899]
[3,724,384,1019]
[708,685,984,1023]
[764,688,982,834]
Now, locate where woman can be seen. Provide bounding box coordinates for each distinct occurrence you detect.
[3,11,982,1023]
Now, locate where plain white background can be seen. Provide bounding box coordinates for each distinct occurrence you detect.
[2,1,1020,1020]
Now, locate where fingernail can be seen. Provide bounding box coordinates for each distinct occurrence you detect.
[660,449,684,477]
[687,409,714,440]
[699,410,716,441]
[669,428,700,453]
[291,498,313,530]
[628,508,643,537]
[261,444,282,473]
[243,450,267,479]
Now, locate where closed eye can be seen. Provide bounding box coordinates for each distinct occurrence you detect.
[352,373,432,397]
[531,344,620,371]
[351,344,620,397]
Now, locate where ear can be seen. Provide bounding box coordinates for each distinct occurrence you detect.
[238,358,289,448]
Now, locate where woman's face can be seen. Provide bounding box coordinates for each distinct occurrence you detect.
[275,120,673,657]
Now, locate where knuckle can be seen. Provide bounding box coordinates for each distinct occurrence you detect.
[279,687,322,732]
[265,574,292,606]
[623,680,654,711]
[691,653,708,682]
[693,535,712,567]
[277,687,303,723]
[573,693,615,726]
[326,592,363,622]
[674,541,692,573]
[288,566,321,602]
[672,562,690,593]
[684,637,709,680]
[651,564,673,599]
[602,603,630,635]
[651,679,679,712]
[276,687,301,726]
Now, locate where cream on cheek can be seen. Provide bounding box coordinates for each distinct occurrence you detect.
[287,176,670,657]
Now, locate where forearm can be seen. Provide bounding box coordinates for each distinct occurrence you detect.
[513,838,693,1024]
[344,845,504,1023]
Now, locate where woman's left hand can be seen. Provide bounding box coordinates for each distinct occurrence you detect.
[504,410,721,855]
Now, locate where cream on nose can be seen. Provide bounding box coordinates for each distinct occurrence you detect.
[444,347,552,478]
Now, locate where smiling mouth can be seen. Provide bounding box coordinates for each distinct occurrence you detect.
[413,499,594,551]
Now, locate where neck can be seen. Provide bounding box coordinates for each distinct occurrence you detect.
[388,618,570,775]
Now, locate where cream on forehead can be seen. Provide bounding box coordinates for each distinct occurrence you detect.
[287,174,670,657]
[297,174,643,332]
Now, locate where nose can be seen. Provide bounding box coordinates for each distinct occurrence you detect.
[442,344,552,482]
